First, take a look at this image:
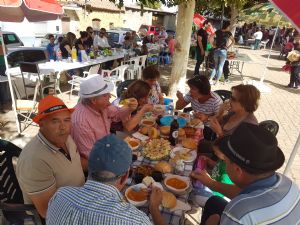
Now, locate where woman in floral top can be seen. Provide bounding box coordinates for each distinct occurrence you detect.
[142,66,164,105]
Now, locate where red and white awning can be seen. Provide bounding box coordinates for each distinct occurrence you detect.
[0,0,63,22]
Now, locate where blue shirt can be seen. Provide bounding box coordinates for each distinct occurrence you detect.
[47,43,56,60]
[221,173,300,225]
[46,180,152,225]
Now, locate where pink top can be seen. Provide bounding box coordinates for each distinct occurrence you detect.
[168,39,175,56]
[71,103,131,158]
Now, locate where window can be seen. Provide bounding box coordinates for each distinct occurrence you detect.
[107,32,119,43]
[3,34,20,45]
[92,18,101,30]
[109,22,114,29]
[7,50,47,68]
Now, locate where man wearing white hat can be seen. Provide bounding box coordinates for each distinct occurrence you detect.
[71,74,138,171]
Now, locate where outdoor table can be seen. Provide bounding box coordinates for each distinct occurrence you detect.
[128,153,193,225]
[6,52,127,98]
[228,53,252,80]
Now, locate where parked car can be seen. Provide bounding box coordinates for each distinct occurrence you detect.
[166,29,176,37]
[138,25,159,37]
[40,33,65,47]
[6,47,48,68]
[107,29,142,47]
[2,31,24,48]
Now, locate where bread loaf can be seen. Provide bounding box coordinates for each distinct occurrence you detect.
[154,161,172,174]
[162,191,177,209]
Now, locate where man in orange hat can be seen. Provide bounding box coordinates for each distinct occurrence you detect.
[16,96,85,219]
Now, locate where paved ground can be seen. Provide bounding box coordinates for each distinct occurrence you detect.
[0,46,299,224]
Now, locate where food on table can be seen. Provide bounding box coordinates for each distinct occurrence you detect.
[182,138,197,150]
[154,161,172,174]
[153,105,165,115]
[141,119,155,127]
[151,171,163,182]
[190,118,202,127]
[178,128,186,138]
[119,99,129,106]
[179,112,190,120]
[126,188,148,202]
[142,138,171,160]
[166,177,188,190]
[140,126,149,135]
[184,127,196,137]
[148,127,159,139]
[173,148,193,161]
[162,191,177,209]
[124,137,140,150]
[160,126,170,136]
[136,165,154,177]
[142,176,155,187]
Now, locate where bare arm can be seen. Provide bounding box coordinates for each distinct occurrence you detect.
[64,45,72,55]
[29,185,57,218]
[226,35,235,49]
[123,104,153,132]
[149,187,168,225]
[197,35,204,54]
[175,91,188,110]
[209,33,216,48]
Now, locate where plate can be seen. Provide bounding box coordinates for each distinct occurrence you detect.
[160,115,186,128]
[170,147,197,163]
[142,138,171,161]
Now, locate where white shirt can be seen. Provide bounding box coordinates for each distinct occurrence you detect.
[94,35,110,48]
[253,31,263,40]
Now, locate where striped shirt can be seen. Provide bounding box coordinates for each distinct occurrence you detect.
[221,173,300,225]
[46,180,152,225]
[183,91,222,115]
[71,103,131,158]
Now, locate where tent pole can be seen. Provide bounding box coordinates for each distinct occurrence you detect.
[284,132,300,175]
[0,31,21,134]
[260,19,281,82]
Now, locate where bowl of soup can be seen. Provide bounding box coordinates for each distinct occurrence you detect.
[164,175,190,195]
[125,138,140,151]
[125,183,148,207]
[141,119,156,127]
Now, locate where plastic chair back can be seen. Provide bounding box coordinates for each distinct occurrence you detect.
[259,120,279,136]
[0,140,23,204]
[117,79,136,98]
[214,90,232,102]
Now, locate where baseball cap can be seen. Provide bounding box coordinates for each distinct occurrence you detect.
[218,123,285,173]
[33,96,74,124]
[79,74,114,98]
[88,134,132,179]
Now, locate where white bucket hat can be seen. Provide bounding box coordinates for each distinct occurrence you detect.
[79,74,114,98]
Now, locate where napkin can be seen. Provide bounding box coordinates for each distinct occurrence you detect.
[132,132,149,141]
[169,199,191,212]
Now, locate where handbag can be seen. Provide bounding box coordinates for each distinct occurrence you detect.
[282,64,291,72]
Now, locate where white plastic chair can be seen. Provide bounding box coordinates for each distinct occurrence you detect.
[101,65,129,95]
[121,56,140,79]
[68,64,100,99]
[13,80,40,133]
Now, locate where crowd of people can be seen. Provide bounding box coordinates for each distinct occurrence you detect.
[12,54,300,224]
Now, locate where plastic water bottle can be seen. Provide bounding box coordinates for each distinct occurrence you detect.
[77,50,82,62]
[193,156,206,189]
[56,48,62,61]
[168,102,174,115]
[71,47,77,62]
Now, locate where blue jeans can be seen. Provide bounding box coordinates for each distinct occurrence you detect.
[210,49,227,82]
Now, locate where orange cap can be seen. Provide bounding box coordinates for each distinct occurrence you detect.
[33,96,75,124]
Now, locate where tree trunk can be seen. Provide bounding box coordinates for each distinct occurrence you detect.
[168,0,195,98]
[229,4,239,37]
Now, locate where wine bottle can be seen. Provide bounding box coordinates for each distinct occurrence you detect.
[169,111,179,146]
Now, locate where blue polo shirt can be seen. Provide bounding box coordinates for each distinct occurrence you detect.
[221,173,300,224]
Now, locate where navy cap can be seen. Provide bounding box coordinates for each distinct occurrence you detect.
[88,134,132,177]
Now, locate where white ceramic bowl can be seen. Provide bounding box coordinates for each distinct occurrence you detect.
[164,175,190,195]
[126,138,140,151]
[125,183,148,207]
